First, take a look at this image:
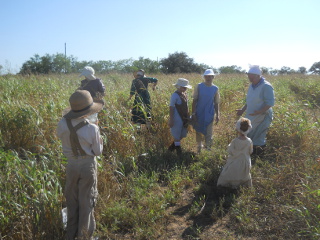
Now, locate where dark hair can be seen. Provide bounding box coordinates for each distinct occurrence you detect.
[240,118,250,132]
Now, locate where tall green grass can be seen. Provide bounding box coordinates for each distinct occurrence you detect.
[0,73,319,239]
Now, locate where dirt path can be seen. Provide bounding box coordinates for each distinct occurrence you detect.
[159,186,257,240]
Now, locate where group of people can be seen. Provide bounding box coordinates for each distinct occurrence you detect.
[56,65,275,239]
[166,65,274,189]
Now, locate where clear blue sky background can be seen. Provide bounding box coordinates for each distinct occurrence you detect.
[1,0,319,73]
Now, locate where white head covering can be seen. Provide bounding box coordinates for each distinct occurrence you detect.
[136,71,144,76]
[247,65,261,75]
[173,78,192,89]
[203,69,215,76]
[79,66,96,80]
[235,118,252,136]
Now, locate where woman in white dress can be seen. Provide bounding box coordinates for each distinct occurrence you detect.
[217,118,253,188]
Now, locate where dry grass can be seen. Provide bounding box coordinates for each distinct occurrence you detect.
[0,73,319,239]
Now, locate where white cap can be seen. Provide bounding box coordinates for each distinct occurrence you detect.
[247,65,261,75]
[79,66,96,80]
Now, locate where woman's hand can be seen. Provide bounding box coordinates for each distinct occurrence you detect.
[236,109,245,116]
[215,115,220,124]
[249,110,260,116]
[152,84,157,91]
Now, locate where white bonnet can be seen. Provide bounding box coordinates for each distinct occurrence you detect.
[235,118,252,135]
[247,65,261,75]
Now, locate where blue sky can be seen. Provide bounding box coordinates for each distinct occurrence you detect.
[1,0,319,73]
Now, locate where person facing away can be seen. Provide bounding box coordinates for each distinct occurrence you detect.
[56,90,104,240]
[128,69,158,130]
[78,66,106,124]
[191,69,220,153]
[236,65,275,156]
[217,117,253,189]
[168,78,192,155]
[78,66,106,102]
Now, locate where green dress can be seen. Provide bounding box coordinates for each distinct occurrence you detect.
[130,76,158,124]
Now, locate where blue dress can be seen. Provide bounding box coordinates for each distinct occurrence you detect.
[194,83,218,135]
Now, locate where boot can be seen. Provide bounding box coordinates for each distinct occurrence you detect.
[197,144,204,154]
[168,142,176,152]
[253,145,266,157]
[176,146,182,156]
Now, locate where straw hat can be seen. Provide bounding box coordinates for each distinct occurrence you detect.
[173,78,192,89]
[63,90,104,119]
[79,66,96,80]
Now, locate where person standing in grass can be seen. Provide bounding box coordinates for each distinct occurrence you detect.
[57,90,104,240]
[128,69,158,131]
[236,65,275,156]
[191,69,220,153]
[217,117,253,189]
[78,66,105,124]
[168,78,192,155]
[78,66,105,101]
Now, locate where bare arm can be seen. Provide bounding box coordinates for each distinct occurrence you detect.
[214,91,220,123]
[236,104,247,116]
[169,106,175,128]
[249,104,272,116]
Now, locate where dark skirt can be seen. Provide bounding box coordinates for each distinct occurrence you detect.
[131,91,151,124]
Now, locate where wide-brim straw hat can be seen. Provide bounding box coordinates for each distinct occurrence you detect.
[173,78,192,89]
[63,90,104,119]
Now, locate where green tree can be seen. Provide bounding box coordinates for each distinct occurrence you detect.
[19,53,72,74]
[269,68,279,75]
[219,65,243,74]
[91,60,114,74]
[160,52,203,74]
[261,67,269,74]
[309,61,320,74]
[298,66,307,74]
[52,53,69,73]
[131,57,160,74]
[279,66,296,75]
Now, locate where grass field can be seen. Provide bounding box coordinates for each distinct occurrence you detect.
[0,73,319,239]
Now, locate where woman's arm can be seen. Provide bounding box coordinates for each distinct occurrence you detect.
[214,91,220,123]
[169,106,174,128]
[236,104,247,116]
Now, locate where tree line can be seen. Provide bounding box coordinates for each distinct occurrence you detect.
[12,51,320,75]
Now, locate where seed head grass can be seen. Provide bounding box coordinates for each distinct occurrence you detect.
[0,73,319,239]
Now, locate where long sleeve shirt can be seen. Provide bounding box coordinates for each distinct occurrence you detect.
[57,117,103,159]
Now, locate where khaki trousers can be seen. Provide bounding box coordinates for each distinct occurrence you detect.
[65,156,97,240]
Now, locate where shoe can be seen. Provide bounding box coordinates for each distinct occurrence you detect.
[253,145,266,156]
[168,142,175,152]
[176,146,182,156]
[197,145,204,153]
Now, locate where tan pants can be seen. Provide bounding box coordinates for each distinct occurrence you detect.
[65,156,97,240]
[196,121,214,150]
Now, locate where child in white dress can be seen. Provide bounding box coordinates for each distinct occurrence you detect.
[217,117,253,188]
[168,78,192,155]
